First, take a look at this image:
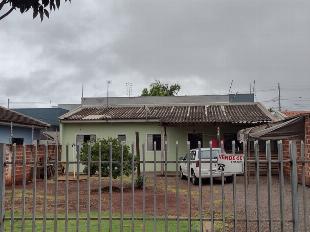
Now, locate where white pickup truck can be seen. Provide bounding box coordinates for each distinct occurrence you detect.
[179,148,244,185]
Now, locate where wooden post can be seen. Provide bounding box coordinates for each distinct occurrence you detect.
[135,132,141,177]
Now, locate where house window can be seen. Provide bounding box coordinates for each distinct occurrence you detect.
[76,134,96,146]
[12,138,24,145]
[118,134,126,143]
[147,134,161,151]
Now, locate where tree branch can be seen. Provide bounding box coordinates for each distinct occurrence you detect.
[0,0,8,11]
[0,6,14,20]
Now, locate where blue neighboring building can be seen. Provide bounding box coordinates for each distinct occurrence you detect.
[0,106,50,144]
[14,107,68,131]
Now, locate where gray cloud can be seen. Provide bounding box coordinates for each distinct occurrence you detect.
[0,0,310,110]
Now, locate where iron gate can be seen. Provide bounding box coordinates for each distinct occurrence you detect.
[0,140,309,232]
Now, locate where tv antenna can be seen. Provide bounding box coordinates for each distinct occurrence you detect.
[126,82,133,97]
[228,80,234,94]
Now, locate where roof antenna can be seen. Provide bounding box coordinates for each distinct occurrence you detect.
[228,80,234,94]
[253,80,256,101]
[126,82,133,98]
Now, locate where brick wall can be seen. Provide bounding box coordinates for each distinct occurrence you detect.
[4,145,61,186]
[283,114,310,185]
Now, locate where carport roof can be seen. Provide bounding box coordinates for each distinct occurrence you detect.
[238,116,305,141]
[0,106,50,128]
[60,103,274,124]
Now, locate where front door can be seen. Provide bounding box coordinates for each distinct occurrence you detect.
[188,133,203,149]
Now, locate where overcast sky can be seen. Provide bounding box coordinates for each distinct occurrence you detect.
[1,0,310,110]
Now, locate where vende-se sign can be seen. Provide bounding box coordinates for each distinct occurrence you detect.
[218,154,244,161]
[218,153,244,174]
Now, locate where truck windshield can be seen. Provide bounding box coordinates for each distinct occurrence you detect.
[199,150,220,159]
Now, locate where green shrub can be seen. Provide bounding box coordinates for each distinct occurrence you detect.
[80,138,134,179]
[135,175,145,189]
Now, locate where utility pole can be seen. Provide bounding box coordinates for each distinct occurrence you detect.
[107,80,111,107]
[278,83,281,112]
[81,84,84,99]
[7,98,9,109]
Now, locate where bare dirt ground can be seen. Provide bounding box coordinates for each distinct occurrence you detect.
[5,174,310,231]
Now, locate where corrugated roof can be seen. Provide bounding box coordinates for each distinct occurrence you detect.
[60,103,273,124]
[0,106,50,128]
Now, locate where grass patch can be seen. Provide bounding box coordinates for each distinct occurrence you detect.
[4,212,200,232]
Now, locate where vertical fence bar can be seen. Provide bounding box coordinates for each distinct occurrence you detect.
[32,145,37,232]
[54,142,59,232]
[290,141,298,232]
[131,143,135,232]
[221,140,225,232]
[278,141,284,232]
[109,143,113,232]
[0,144,6,232]
[65,145,69,232]
[120,143,124,232]
[175,141,180,232]
[187,141,191,232]
[142,144,146,232]
[43,143,48,232]
[221,172,225,232]
[233,174,237,231]
[266,141,272,232]
[301,141,307,232]
[153,142,157,232]
[198,141,203,232]
[76,145,80,232]
[10,144,16,232]
[232,141,236,232]
[255,141,260,232]
[164,140,168,232]
[87,144,91,232]
[98,143,102,232]
[210,141,214,232]
[243,142,248,232]
[21,145,26,232]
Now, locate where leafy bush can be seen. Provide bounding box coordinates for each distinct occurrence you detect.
[80,138,134,179]
[135,175,145,189]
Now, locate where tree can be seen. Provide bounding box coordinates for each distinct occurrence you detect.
[141,80,181,96]
[80,138,135,179]
[0,0,71,21]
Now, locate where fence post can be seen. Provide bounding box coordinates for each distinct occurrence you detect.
[0,144,5,232]
[290,141,299,232]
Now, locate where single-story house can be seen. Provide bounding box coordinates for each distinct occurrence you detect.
[60,102,274,172]
[0,106,50,145]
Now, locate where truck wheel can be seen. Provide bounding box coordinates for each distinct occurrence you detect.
[179,168,185,179]
[225,176,233,183]
[191,171,199,185]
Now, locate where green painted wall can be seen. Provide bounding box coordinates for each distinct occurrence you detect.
[60,122,188,172]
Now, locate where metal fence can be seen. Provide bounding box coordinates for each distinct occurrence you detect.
[0,140,309,232]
